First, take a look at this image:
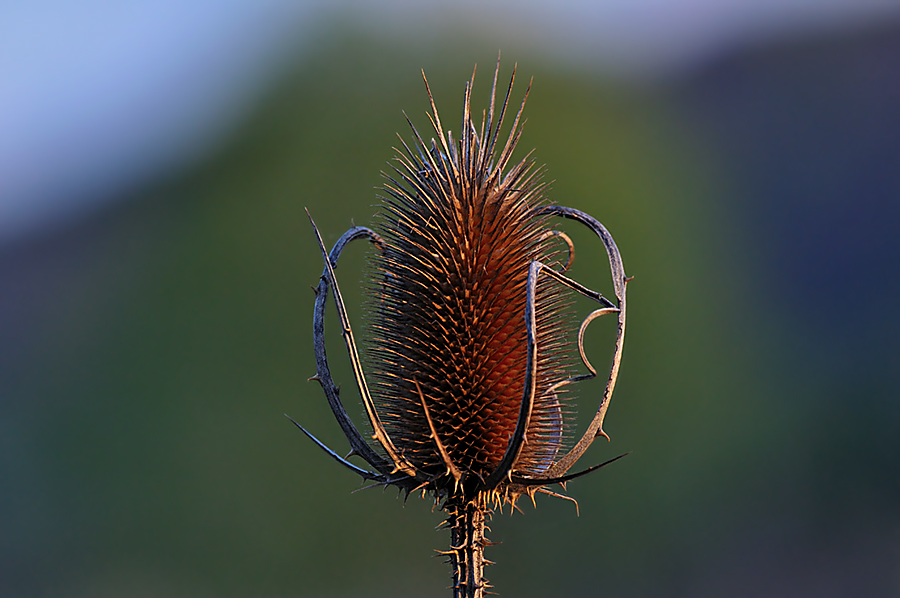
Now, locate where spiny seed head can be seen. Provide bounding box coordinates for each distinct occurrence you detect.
[364,64,579,495]
[302,59,628,598]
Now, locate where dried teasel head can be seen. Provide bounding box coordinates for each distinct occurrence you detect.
[290,58,630,597]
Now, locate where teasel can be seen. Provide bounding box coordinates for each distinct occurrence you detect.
[290,58,630,598]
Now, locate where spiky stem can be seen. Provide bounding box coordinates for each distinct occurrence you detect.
[446,493,490,598]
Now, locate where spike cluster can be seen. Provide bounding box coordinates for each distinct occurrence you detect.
[293,59,630,598]
[368,65,577,484]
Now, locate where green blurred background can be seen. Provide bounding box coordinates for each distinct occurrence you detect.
[3,9,899,598]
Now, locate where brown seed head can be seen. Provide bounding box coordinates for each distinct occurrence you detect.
[298,58,628,598]
[364,64,578,491]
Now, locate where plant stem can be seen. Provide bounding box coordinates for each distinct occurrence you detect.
[447,493,489,598]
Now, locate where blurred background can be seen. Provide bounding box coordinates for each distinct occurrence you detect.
[2,1,899,596]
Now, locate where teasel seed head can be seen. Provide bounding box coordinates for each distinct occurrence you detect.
[366,64,578,498]
[298,57,628,515]
[296,58,629,598]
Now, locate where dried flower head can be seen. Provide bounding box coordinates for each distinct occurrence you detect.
[291,58,629,598]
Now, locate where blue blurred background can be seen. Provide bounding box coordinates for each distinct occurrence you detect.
[2,2,899,596]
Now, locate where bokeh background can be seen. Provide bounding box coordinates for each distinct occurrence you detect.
[3,2,899,596]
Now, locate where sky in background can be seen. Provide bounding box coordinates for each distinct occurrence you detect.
[2,0,900,244]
